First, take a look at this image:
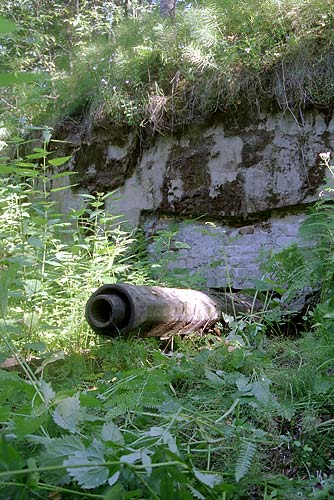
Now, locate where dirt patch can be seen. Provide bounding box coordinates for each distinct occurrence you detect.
[159,137,246,216]
[72,134,140,193]
[207,174,246,216]
[304,154,327,195]
[52,118,140,193]
[159,142,212,214]
[242,130,275,168]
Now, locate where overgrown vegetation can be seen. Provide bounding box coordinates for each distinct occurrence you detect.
[0,131,333,498]
[1,0,334,133]
[0,2,334,498]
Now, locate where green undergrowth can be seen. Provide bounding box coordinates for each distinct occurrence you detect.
[1,0,334,132]
[0,330,334,499]
[0,139,334,497]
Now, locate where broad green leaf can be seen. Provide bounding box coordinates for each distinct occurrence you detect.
[146,425,181,451]
[24,279,42,297]
[0,165,39,176]
[120,451,142,465]
[205,369,224,385]
[0,437,24,477]
[101,190,120,201]
[141,450,152,475]
[33,147,49,153]
[251,380,273,405]
[50,183,79,192]
[8,255,35,266]
[27,236,44,249]
[64,439,108,489]
[43,130,52,142]
[13,161,35,167]
[160,470,176,500]
[12,414,45,439]
[193,469,223,487]
[52,393,82,433]
[80,392,103,408]
[38,380,55,404]
[188,486,206,500]
[0,16,16,34]
[108,470,120,486]
[229,348,246,369]
[31,435,85,458]
[103,483,125,499]
[101,422,124,445]
[24,341,47,352]
[49,171,78,180]
[0,369,34,395]
[235,375,251,393]
[25,152,50,159]
[48,156,71,167]
[0,406,10,421]
[162,430,178,454]
[147,426,165,437]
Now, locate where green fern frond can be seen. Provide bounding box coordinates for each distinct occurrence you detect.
[183,44,217,71]
[180,6,221,49]
[103,367,171,418]
[104,390,140,414]
[141,399,165,410]
[235,441,257,483]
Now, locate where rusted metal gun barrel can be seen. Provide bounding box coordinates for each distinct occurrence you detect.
[85,283,222,337]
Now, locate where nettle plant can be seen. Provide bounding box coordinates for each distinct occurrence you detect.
[263,151,334,331]
[299,153,334,294]
[0,129,137,355]
[0,320,303,500]
[0,358,258,499]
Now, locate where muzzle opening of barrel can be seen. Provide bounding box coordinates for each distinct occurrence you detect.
[89,296,113,328]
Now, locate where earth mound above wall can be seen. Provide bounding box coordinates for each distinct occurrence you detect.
[53,110,334,288]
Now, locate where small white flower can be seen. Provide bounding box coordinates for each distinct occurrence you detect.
[319,152,331,163]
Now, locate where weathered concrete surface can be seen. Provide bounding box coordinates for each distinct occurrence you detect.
[144,213,306,288]
[104,112,332,224]
[54,111,333,224]
[52,110,333,288]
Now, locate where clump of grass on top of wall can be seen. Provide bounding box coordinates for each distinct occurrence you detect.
[83,0,334,131]
[2,1,334,131]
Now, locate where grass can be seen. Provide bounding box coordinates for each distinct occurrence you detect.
[1,1,334,133]
[2,330,332,498]
[0,2,334,495]
[0,140,333,497]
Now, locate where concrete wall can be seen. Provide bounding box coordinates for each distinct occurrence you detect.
[144,213,305,288]
[53,110,333,288]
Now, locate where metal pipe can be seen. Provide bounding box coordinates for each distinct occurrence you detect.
[85,283,221,337]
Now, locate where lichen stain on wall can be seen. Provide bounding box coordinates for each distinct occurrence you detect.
[52,110,334,287]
